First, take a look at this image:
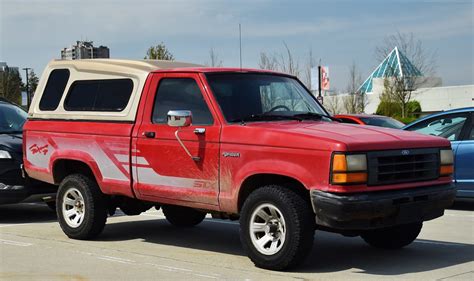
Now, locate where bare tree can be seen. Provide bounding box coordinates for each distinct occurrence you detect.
[278,42,300,77]
[206,48,223,67]
[382,74,417,118]
[325,94,342,115]
[303,48,317,90]
[259,52,279,71]
[344,62,366,113]
[258,42,300,76]
[375,32,437,117]
[375,32,436,77]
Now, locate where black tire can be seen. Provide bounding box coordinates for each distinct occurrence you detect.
[361,222,423,249]
[57,174,108,240]
[162,205,206,227]
[240,185,315,270]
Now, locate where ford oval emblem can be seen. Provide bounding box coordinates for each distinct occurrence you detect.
[401,150,410,155]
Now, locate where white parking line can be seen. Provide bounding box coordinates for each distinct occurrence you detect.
[86,250,221,279]
[96,255,134,264]
[0,239,33,247]
[414,240,463,246]
[144,262,193,272]
[192,273,219,279]
[444,213,474,218]
[0,223,44,228]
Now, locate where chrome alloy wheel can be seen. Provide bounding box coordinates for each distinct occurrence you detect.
[62,188,86,228]
[249,203,287,255]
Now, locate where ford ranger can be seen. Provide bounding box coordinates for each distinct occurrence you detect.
[24,59,456,270]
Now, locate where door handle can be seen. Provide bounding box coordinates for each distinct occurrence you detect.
[143,131,155,138]
[194,128,206,134]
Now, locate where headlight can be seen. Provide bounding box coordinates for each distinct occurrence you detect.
[0,150,12,159]
[331,153,367,184]
[440,149,454,176]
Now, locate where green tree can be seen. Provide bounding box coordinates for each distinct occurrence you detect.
[376,78,422,123]
[21,69,39,98]
[144,42,175,60]
[0,67,22,104]
[28,69,39,96]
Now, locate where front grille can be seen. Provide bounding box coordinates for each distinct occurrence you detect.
[367,148,440,186]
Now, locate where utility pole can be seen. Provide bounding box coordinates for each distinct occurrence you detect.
[23,67,31,109]
[239,23,242,70]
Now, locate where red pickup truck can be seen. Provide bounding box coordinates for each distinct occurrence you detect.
[24,59,456,270]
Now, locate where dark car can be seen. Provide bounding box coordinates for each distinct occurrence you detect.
[335,114,405,129]
[403,107,474,199]
[0,101,56,205]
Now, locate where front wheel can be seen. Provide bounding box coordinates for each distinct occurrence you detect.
[57,174,108,240]
[240,185,315,270]
[361,222,423,249]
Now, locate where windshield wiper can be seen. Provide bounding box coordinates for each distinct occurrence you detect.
[292,112,341,122]
[230,113,302,124]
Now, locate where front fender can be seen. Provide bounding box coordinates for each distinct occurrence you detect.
[218,146,330,213]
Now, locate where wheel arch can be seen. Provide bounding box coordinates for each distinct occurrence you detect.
[237,173,310,212]
[52,158,101,185]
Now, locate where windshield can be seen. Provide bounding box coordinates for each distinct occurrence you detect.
[206,73,328,123]
[0,103,27,133]
[359,116,405,129]
[405,115,468,141]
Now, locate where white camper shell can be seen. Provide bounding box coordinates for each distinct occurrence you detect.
[29,59,200,122]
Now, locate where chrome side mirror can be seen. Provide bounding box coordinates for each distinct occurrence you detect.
[167,110,200,161]
[167,110,192,127]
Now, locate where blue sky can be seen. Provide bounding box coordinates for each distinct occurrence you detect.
[0,0,472,91]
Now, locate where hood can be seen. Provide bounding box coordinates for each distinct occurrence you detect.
[0,133,23,154]
[221,121,451,151]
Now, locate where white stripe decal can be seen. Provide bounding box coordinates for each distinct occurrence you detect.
[137,167,215,188]
[135,157,149,165]
[115,154,129,163]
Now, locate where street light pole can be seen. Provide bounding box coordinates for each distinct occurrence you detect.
[318,65,322,98]
[23,67,31,109]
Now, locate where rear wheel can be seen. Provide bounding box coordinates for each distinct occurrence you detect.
[240,185,314,270]
[361,222,423,249]
[162,205,206,227]
[57,174,107,239]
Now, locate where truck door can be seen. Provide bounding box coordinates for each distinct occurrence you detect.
[454,113,474,197]
[134,73,220,206]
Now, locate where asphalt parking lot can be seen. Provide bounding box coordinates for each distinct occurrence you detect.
[0,202,473,281]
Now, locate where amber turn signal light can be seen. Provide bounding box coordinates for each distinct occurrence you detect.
[332,154,347,172]
[332,172,368,184]
[440,165,454,176]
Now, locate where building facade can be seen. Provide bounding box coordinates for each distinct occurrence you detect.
[61,41,110,60]
[0,62,19,73]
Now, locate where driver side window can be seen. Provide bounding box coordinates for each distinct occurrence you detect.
[406,114,468,141]
[152,78,214,125]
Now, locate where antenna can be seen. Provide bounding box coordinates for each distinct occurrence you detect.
[239,23,242,70]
